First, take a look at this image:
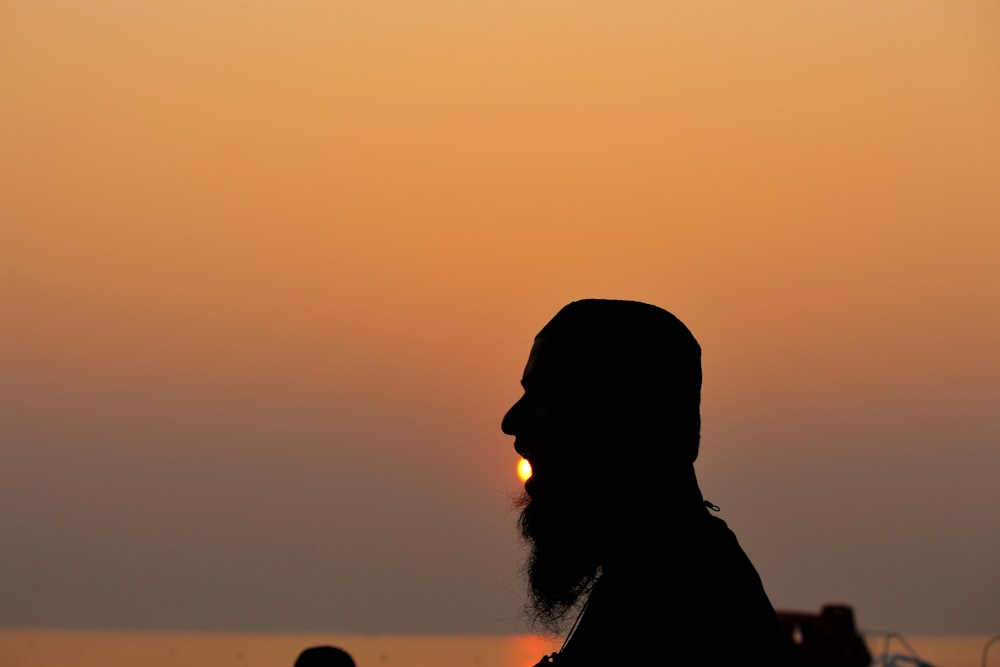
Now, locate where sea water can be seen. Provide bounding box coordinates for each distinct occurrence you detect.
[0,630,995,667]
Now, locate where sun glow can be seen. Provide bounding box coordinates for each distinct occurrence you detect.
[517,458,532,483]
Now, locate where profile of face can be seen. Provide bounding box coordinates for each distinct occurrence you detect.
[502,336,609,632]
[503,338,560,499]
[502,337,605,502]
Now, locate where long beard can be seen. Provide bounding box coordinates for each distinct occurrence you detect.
[515,490,604,634]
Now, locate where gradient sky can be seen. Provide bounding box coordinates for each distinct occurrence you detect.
[2,0,998,636]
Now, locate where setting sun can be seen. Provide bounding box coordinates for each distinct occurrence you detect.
[517,458,532,483]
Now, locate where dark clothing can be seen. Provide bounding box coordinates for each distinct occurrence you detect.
[549,514,788,667]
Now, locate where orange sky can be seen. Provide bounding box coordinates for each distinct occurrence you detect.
[1,0,998,635]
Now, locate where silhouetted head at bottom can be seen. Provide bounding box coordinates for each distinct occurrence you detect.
[502,299,705,632]
[294,645,356,667]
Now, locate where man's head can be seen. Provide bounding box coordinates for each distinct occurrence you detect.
[501,299,702,631]
[294,646,355,667]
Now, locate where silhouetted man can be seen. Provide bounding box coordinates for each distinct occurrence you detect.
[502,299,788,666]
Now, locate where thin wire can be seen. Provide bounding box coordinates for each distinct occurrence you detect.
[982,634,1000,667]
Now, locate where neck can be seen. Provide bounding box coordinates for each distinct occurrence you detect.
[635,461,704,510]
[600,462,707,551]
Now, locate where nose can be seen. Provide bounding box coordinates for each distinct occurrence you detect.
[501,395,526,436]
